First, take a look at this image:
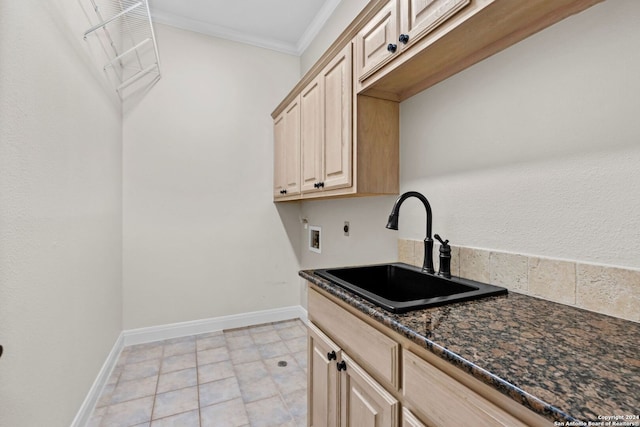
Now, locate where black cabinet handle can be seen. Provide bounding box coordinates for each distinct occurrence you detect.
[313,183,319,188]
[337,361,347,371]
[387,43,397,53]
[327,351,337,361]
[319,182,324,188]
[399,34,409,44]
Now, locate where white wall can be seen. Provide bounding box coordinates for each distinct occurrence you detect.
[399,0,640,270]
[0,2,123,426]
[300,197,399,270]
[298,0,640,274]
[122,24,302,329]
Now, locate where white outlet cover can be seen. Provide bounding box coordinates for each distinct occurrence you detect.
[309,225,321,253]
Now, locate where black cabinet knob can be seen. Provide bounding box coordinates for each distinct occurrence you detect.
[337,361,347,371]
[387,43,397,53]
[399,34,409,44]
[319,182,324,188]
[280,189,287,195]
[313,182,319,188]
[327,351,337,361]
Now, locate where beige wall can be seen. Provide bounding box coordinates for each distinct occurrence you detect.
[399,0,640,270]
[0,2,123,426]
[122,24,303,329]
[300,197,399,270]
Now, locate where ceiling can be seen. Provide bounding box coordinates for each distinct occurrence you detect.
[148,0,343,56]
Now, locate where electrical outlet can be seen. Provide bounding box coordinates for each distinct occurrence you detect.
[309,226,321,253]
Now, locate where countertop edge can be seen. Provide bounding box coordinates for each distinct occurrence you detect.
[300,269,574,424]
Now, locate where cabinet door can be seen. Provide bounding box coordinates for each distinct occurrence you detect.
[308,323,340,427]
[340,353,399,427]
[273,96,301,199]
[301,77,323,193]
[356,0,399,83]
[399,0,470,48]
[273,112,287,198]
[321,43,353,191]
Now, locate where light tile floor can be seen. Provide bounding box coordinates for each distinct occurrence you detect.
[88,319,308,427]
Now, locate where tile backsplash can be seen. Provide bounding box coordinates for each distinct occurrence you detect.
[398,239,640,323]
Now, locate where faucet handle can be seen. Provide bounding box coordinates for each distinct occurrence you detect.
[434,234,449,247]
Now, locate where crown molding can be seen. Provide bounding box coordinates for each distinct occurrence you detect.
[296,0,343,54]
[151,0,341,56]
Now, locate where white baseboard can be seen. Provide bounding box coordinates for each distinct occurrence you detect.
[123,305,308,346]
[70,332,124,427]
[72,305,307,426]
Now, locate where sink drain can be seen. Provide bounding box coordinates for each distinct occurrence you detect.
[277,360,287,367]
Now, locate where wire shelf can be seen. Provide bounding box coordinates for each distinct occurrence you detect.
[83,0,161,98]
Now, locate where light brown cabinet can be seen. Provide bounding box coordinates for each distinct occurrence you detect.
[355,0,470,89]
[307,321,399,427]
[356,0,399,82]
[273,96,301,199]
[308,323,340,427]
[273,0,602,200]
[273,43,399,202]
[301,43,353,195]
[340,352,399,427]
[307,285,554,427]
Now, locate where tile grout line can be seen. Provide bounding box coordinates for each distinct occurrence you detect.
[146,342,164,427]
[195,335,202,427]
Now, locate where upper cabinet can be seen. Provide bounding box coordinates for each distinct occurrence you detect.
[357,0,604,101]
[272,0,604,201]
[399,0,471,50]
[355,0,470,88]
[356,0,399,81]
[273,42,399,202]
[273,96,301,200]
[302,44,353,195]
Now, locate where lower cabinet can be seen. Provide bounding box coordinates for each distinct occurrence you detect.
[308,323,399,427]
[341,352,399,426]
[308,323,340,427]
[307,285,554,427]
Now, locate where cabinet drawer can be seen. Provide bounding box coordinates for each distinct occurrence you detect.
[403,350,527,427]
[308,287,400,390]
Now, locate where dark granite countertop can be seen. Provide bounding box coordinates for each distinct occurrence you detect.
[300,268,640,425]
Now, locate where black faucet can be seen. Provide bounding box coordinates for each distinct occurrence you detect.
[386,191,434,274]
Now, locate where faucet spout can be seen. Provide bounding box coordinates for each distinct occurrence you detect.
[386,191,434,274]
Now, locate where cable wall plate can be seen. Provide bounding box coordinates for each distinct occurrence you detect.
[82,0,161,98]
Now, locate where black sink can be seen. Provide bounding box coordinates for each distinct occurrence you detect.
[314,263,507,313]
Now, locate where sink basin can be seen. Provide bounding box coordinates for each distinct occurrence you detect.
[314,263,507,313]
